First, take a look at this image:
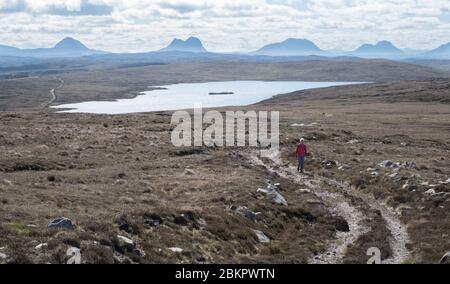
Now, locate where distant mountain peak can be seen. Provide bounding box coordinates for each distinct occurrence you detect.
[256,38,325,56]
[355,40,403,55]
[425,42,450,58]
[54,37,89,50]
[160,36,207,53]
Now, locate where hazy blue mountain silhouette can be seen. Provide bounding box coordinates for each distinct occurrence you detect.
[255,38,326,56]
[0,37,105,58]
[424,42,450,59]
[53,37,91,51]
[0,44,21,56]
[159,37,207,53]
[352,41,404,58]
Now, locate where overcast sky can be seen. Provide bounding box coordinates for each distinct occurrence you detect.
[0,0,449,52]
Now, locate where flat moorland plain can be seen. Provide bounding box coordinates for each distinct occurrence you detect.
[0,60,449,111]
[0,73,449,263]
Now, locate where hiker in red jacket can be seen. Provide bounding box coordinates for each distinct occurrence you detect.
[296,138,308,173]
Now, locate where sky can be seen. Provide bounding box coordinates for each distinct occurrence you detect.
[0,0,449,53]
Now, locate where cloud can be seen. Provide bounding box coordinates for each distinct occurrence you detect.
[0,0,114,15]
[0,0,449,52]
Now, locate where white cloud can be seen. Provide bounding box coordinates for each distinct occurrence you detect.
[0,0,449,52]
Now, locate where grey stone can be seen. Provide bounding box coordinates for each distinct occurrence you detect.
[117,235,135,251]
[253,230,270,243]
[267,190,288,206]
[48,217,75,231]
[236,206,257,222]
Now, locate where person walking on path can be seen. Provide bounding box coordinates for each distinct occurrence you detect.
[296,138,308,173]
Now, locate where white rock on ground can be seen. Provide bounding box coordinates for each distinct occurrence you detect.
[266,190,288,206]
[48,217,75,231]
[253,230,270,243]
[35,243,48,250]
[257,184,288,206]
[168,247,183,253]
[117,235,134,249]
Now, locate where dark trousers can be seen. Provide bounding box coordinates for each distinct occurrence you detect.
[297,156,305,173]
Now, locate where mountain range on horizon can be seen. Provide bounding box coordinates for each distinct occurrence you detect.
[352,40,404,58]
[254,38,328,56]
[1,36,449,60]
[159,37,207,53]
[0,37,106,58]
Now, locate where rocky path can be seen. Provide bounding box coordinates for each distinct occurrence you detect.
[247,151,411,264]
[43,77,64,109]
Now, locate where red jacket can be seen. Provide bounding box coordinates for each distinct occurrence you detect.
[296,144,307,157]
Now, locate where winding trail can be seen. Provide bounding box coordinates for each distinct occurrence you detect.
[43,77,64,109]
[246,150,411,264]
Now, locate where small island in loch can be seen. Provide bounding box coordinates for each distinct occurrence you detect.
[209,92,234,96]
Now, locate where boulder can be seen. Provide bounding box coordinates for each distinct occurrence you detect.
[379,160,394,168]
[257,184,288,206]
[116,235,135,251]
[236,206,257,222]
[174,215,190,226]
[267,190,288,206]
[48,217,75,231]
[253,230,270,243]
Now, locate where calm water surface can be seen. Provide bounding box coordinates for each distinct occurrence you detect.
[52,81,362,114]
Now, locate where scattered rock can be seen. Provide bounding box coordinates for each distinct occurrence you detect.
[35,243,48,250]
[116,235,135,251]
[322,160,337,169]
[267,190,288,206]
[66,247,81,264]
[378,160,417,169]
[184,169,196,176]
[379,160,394,168]
[144,214,163,227]
[236,206,257,222]
[174,214,190,226]
[175,148,204,156]
[113,251,135,264]
[253,230,270,243]
[257,185,287,205]
[114,179,127,185]
[440,251,450,264]
[48,217,75,231]
[168,247,183,253]
[424,189,436,196]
